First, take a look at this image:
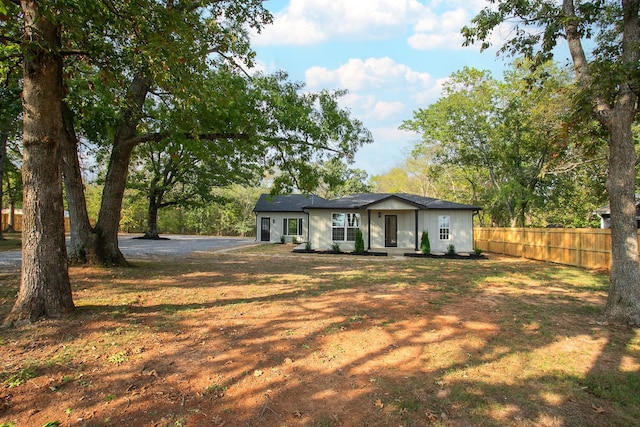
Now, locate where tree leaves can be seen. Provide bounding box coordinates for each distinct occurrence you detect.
[401,60,605,227]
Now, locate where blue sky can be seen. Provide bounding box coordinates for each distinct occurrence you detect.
[249,0,524,176]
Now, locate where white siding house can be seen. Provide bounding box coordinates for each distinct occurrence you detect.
[253,194,326,243]
[255,193,481,253]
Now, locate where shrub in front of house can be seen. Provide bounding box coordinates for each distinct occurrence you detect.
[420,231,431,255]
[354,229,365,254]
[447,244,456,256]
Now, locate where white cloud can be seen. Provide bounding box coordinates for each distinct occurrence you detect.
[408,8,475,51]
[372,101,405,121]
[246,59,268,75]
[253,0,429,46]
[353,126,416,175]
[411,76,448,105]
[253,0,492,52]
[340,92,405,122]
[306,57,436,93]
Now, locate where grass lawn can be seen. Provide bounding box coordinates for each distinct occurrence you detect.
[0,233,21,252]
[0,243,638,426]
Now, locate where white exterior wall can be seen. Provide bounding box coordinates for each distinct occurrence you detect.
[367,199,419,249]
[255,212,308,243]
[307,209,366,251]
[367,210,416,249]
[306,207,475,252]
[418,210,474,253]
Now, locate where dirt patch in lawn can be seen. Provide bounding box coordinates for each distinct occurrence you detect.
[1,243,639,427]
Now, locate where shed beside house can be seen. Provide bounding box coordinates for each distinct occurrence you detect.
[253,194,327,243]
[594,200,640,229]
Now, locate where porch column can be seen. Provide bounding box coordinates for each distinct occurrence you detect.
[367,210,371,250]
[414,209,419,251]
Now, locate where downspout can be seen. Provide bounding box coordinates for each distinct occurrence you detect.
[414,209,419,251]
[367,210,371,250]
[255,212,258,242]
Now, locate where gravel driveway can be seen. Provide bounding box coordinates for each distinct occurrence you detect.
[0,234,256,271]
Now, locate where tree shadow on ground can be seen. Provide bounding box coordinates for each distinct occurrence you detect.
[0,252,638,426]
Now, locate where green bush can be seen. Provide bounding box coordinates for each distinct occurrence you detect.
[354,229,365,254]
[331,242,341,252]
[447,244,456,255]
[420,231,431,254]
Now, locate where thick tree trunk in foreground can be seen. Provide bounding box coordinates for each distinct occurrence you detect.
[61,103,99,264]
[0,132,6,240]
[4,1,74,327]
[93,75,150,265]
[605,108,640,325]
[563,0,640,325]
[62,75,149,266]
[600,1,640,326]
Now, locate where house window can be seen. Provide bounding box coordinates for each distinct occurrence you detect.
[332,213,360,241]
[439,215,450,240]
[283,218,303,236]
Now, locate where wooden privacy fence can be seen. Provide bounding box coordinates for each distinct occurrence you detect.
[2,212,70,233]
[473,227,616,270]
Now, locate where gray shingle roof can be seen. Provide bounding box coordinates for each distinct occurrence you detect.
[254,193,481,213]
[303,193,481,211]
[253,194,327,212]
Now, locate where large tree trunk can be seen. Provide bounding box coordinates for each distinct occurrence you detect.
[3,0,74,327]
[0,132,6,240]
[61,103,99,264]
[93,74,150,265]
[143,188,162,239]
[563,0,640,325]
[602,1,640,326]
[604,102,640,325]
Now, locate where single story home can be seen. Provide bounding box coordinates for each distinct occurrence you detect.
[594,200,640,229]
[254,193,481,253]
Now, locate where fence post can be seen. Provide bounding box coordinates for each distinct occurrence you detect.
[545,229,549,262]
[503,228,506,255]
[576,230,582,268]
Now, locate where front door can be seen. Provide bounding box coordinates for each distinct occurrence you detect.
[260,217,271,242]
[385,215,397,247]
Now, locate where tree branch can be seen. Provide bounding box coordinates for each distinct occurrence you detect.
[546,155,607,175]
[125,132,251,146]
[59,49,91,57]
[562,0,611,124]
[262,136,345,156]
